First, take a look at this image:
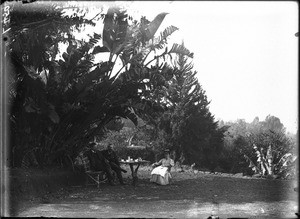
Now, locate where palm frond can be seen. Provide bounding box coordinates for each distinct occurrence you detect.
[87,32,102,48]
[168,43,194,58]
[152,25,179,50]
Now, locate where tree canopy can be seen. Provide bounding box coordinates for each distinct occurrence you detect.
[138,42,226,170]
[5,2,194,167]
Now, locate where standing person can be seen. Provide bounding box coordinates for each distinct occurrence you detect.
[150,149,174,185]
[102,143,127,185]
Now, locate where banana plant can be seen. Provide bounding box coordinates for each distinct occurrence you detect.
[96,6,193,80]
[8,3,196,167]
[45,8,185,163]
[244,141,296,178]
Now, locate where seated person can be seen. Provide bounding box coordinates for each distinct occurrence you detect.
[84,142,126,186]
[150,149,174,185]
[101,143,127,185]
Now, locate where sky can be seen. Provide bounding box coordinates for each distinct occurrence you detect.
[70,1,299,133]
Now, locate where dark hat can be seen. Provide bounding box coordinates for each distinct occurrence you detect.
[89,142,96,146]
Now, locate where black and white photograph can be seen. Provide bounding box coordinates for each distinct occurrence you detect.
[0,1,298,218]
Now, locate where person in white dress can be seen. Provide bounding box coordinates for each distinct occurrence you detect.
[150,149,174,185]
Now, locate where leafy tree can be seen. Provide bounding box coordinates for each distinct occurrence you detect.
[262,115,286,133]
[146,43,225,170]
[7,1,96,167]
[6,2,193,168]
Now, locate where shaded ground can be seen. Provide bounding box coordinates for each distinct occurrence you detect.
[8,166,299,218]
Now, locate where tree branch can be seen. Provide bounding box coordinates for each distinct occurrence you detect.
[142,50,152,65]
[145,51,167,67]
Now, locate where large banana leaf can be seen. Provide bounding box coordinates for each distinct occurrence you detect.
[102,8,169,59]
[143,12,169,41]
[102,7,128,57]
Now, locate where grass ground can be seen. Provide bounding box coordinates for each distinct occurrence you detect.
[6,165,299,218]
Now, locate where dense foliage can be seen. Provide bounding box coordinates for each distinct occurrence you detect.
[99,118,157,162]
[145,48,226,170]
[100,44,226,170]
[218,116,297,178]
[7,2,98,167]
[6,2,193,168]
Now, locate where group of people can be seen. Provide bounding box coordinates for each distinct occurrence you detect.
[76,143,175,186]
[79,142,127,186]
